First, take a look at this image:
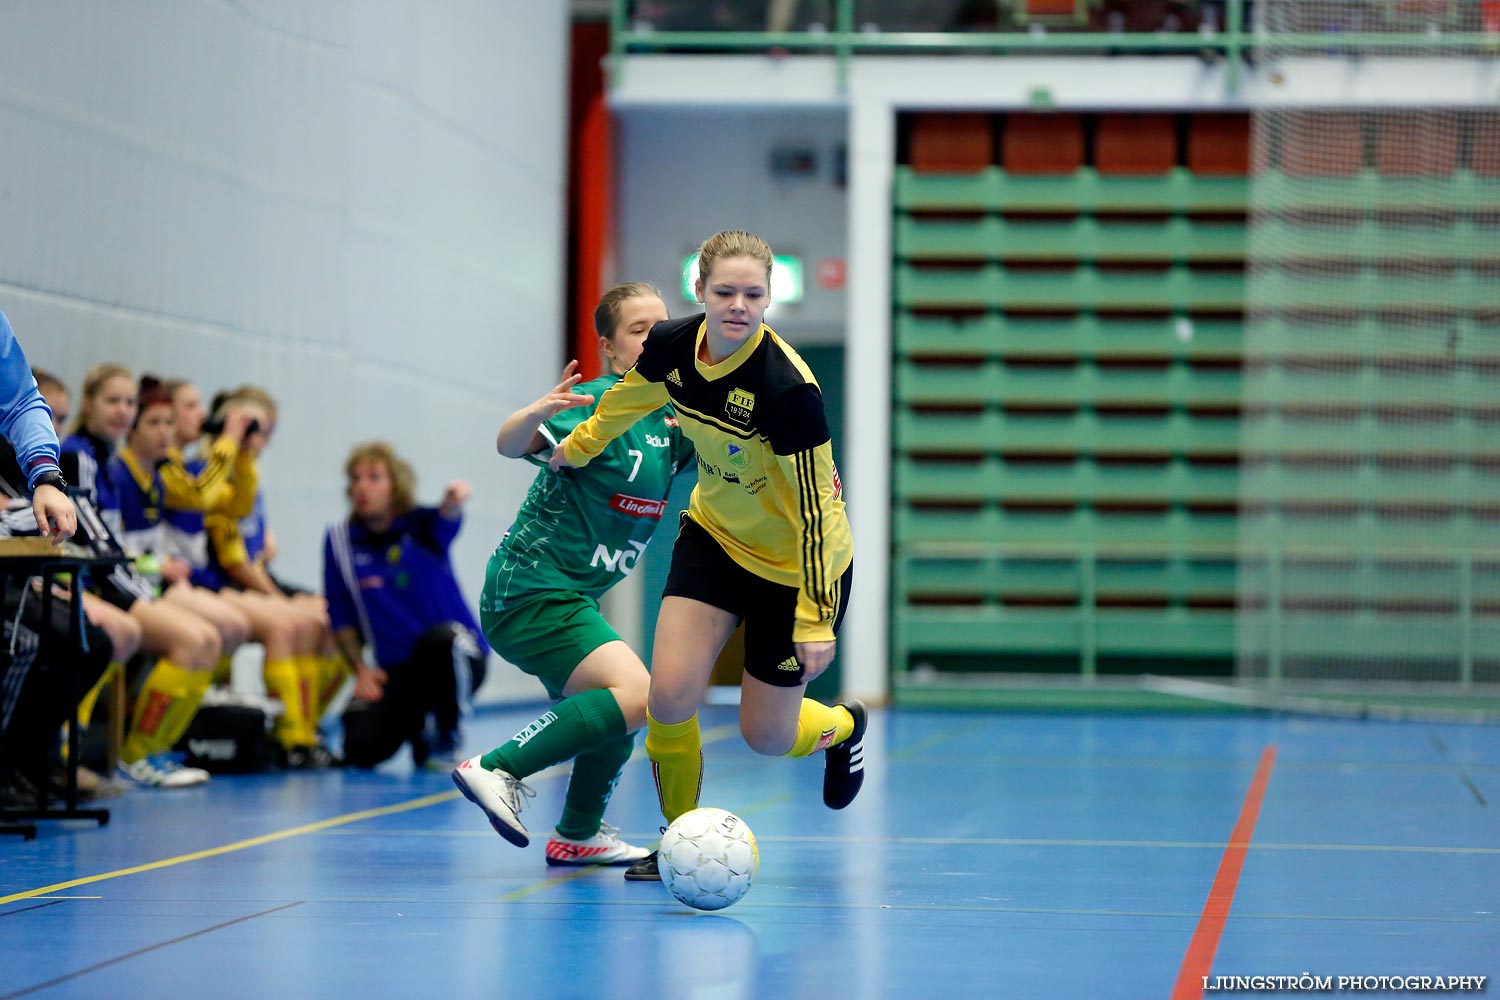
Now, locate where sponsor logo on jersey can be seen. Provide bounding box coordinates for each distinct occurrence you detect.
[664,416,679,427]
[610,494,667,519]
[725,388,755,425]
[697,453,739,484]
[832,464,842,499]
[725,443,750,470]
[591,540,649,574]
[776,655,800,672]
[667,369,684,386]
[645,433,671,448]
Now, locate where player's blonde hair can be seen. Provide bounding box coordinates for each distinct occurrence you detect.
[31,368,66,398]
[344,440,417,517]
[70,363,135,438]
[593,282,665,340]
[695,230,773,296]
[228,384,278,423]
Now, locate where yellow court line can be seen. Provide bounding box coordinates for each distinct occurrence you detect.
[0,791,458,908]
[888,720,990,764]
[30,895,104,900]
[0,722,747,910]
[497,867,600,902]
[736,793,793,817]
[753,835,1500,854]
[495,897,1500,924]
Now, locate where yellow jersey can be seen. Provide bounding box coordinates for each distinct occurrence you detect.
[563,315,852,642]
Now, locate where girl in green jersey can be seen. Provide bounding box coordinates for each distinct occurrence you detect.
[453,283,694,866]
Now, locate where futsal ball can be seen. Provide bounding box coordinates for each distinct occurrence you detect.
[659,807,759,911]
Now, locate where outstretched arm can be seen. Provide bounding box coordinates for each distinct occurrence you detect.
[495,360,595,458]
[548,368,669,472]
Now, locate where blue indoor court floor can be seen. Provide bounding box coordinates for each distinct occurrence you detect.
[2,705,1498,1000]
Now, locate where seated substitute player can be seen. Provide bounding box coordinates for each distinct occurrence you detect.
[550,230,867,881]
[168,385,335,767]
[452,282,695,866]
[61,364,229,788]
[323,442,487,770]
[114,376,253,663]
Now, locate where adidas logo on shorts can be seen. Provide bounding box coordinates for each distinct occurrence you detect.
[777,655,799,671]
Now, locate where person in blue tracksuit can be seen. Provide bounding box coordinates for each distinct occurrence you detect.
[323,442,488,769]
[0,309,73,541]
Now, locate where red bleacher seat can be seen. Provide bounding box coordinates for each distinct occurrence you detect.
[1095,114,1178,175]
[1470,113,1500,176]
[1281,113,1363,176]
[910,112,995,174]
[1187,114,1251,176]
[1375,113,1459,176]
[1001,114,1085,175]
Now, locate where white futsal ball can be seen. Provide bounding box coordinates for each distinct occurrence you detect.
[659,807,759,911]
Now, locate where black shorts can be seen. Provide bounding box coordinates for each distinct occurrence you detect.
[662,514,852,688]
[92,565,153,612]
[268,572,313,598]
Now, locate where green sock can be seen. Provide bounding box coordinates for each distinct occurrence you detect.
[556,733,636,841]
[481,688,628,780]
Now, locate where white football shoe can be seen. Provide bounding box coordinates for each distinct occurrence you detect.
[545,823,651,867]
[451,755,534,847]
[118,755,210,789]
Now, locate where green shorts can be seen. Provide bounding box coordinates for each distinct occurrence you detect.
[481,591,623,700]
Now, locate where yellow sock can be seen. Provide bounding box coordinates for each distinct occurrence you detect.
[783,700,854,758]
[296,655,322,741]
[264,656,313,748]
[155,668,212,752]
[121,658,196,764]
[211,654,233,687]
[316,654,350,712]
[77,661,122,730]
[644,710,703,824]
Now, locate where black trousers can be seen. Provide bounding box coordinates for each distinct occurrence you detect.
[341,623,486,768]
[0,585,113,784]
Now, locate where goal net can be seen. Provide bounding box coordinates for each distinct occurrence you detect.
[1235,0,1500,707]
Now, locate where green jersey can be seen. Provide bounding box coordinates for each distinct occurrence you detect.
[481,373,694,611]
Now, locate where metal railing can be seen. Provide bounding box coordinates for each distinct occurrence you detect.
[610,0,1496,94]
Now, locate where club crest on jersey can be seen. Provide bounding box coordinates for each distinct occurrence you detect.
[725,443,750,470]
[725,388,755,425]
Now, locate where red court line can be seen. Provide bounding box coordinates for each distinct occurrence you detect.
[1171,745,1278,1000]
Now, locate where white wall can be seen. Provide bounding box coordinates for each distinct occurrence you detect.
[614,107,850,344]
[0,0,569,703]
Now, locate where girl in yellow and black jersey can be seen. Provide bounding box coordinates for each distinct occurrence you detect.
[551,230,868,880]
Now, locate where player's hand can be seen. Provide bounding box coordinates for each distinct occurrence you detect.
[353,664,387,702]
[547,435,577,473]
[440,480,471,517]
[536,360,595,419]
[261,527,279,565]
[160,556,192,586]
[32,484,76,545]
[223,405,254,444]
[795,640,837,680]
